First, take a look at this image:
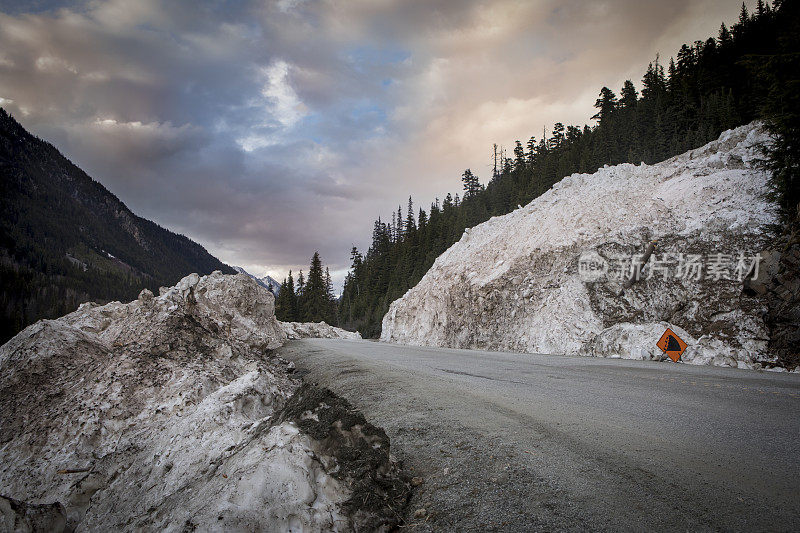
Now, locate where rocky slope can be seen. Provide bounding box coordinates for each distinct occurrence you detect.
[382,123,781,369]
[0,271,405,531]
[746,209,800,370]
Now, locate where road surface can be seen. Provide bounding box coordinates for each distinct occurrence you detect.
[277,339,800,532]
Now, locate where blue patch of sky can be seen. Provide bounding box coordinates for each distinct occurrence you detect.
[291,99,388,148]
[0,0,75,14]
[343,45,410,73]
[349,102,386,123]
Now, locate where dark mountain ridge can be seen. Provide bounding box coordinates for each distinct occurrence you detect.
[0,108,235,343]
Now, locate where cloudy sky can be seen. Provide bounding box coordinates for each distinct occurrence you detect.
[0,0,745,287]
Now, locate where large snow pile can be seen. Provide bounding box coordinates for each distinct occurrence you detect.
[281,321,363,340]
[382,123,779,369]
[0,272,406,531]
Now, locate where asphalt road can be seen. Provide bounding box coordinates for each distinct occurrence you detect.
[278,339,800,532]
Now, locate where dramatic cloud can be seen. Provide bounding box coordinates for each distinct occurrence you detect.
[0,0,745,286]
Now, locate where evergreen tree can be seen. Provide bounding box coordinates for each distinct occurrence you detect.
[550,123,566,148]
[513,140,526,170]
[592,87,618,123]
[461,169,480,197]
[738,2,750,28]
[492,143,499,179]
[275,270,301,322]
[275,277,289,320]
[396,205,403,240]
[620,80,638,108]
[303,252,328,322]
[296,270,305,317]
[719,22,732,46]
[746,2,800,218]
[526,136,537,165]
[325,267,337,325]
[641,57,667,99]
[406,197,416,233]
[285,270,298,321]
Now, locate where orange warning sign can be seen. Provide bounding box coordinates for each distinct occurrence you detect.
[657,328,687,362]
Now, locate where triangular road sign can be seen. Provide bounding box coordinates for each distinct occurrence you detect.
[657,328,687,362]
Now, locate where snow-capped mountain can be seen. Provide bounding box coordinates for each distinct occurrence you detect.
[232,266,282,295]
[261,275,282,295]
[381,123,778,369]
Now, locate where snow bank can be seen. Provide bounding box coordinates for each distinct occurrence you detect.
[382,123,778,369]
[281,321,363,340]
[0,272,405,531]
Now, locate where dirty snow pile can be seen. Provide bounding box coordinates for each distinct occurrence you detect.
[281,321,362,340]
[382,123,779,369]
[0,271,405,532]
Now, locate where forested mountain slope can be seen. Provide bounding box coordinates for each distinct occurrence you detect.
[0,109,234,343]
[339,1,800,337]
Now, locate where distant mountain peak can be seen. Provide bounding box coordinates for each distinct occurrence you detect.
[232,267,281,295]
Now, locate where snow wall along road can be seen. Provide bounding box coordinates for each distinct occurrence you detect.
[381,123,779,369]
[0,272,404,532]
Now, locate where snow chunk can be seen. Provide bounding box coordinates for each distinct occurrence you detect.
[281,321,362,340]
[0,272,395,531]
[381,123,777,368]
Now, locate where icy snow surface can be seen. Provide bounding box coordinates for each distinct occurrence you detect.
[281,321,362,340]
[382,123,778,368]
[0,272,382,531]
